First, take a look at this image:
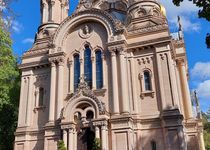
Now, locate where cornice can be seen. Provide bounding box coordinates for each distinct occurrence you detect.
[127,36,171,50]
[126,23,168,36]
[18,60,49,70]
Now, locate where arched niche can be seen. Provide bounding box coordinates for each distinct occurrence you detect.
[51,9,123,54]
[63,21,108,56]
[62,96,104,122]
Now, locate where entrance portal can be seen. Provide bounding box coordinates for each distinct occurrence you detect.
[77,127,95,150]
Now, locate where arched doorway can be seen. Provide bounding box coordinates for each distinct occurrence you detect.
[77,127,95,150]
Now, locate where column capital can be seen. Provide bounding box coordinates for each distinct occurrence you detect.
[102,54,106,59]
[68,60,73,66]
[57,56,65,66]
[110,50,116,57]
[176,58,185,66]
[50,0,55,6]
[91,56,95,62]
[93,120,108,127]
[50,61,56,67]
[80,58,83,63]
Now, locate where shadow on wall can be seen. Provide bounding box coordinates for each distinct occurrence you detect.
[134,107,199,150]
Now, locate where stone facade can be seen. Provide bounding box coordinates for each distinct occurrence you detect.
[14,0,205,150]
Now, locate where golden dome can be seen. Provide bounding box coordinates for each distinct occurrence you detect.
[160,5,166,17]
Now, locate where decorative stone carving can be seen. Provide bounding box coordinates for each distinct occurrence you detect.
[79,25,92,39]
[64,75,106,115]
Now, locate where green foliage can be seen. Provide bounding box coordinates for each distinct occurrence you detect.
[172,0,210,21]
[0,22,20,150]
[92,138,101,150]
[202,113,210,150]
[57,140,67,150]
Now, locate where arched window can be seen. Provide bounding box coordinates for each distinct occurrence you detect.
[74,54,80,91]
[144,71,151,91]
[95,50,103,89]
[151,140,157,150]
[84,46,92,88]
[39,87,44,106]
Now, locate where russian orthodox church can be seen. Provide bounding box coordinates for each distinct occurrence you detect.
[15,0,205,149]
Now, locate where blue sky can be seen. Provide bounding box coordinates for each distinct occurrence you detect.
[9,0,210,112]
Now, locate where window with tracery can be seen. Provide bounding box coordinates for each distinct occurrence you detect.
[144,71,151,91]
[84,46,92,88]
[74,54,80,91]
[95,50,103,89]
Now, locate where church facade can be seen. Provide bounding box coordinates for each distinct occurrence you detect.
[14,0,205,150]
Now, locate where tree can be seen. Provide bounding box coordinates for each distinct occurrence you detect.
[57,140,67,150]
[202,112,210,149]
[0,18,20,150]
[172,0,210,48]
[92,138,101,150]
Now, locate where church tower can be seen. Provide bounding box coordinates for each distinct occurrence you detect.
[14,0,205,150]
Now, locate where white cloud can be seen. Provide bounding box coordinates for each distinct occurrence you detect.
[22,38,34,44]
[160,0,200,32]
[12,21,23,33]
[190,62,210,111]
[0,1,5,10]
[169,16,200,32]
[160,0,198,18]
[196,80,210,99]
[191,62,210,80]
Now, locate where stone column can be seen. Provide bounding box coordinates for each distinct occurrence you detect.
[42,2,48,23]
[92,56,96,89]
[18,77,26,126]
[80,59,84,77]
[130,52,138,114]
[73,129,77,150]
[68,128,74,150]
[49,0,55,22]
[177,59,193,119]
[199,131,205,150]
[49,61,56,122]
[26,74,33,126]
[101,125,108,150]
[111,50,120,114]
[60,3,64,22]
[167,52,179,107]
[102,54,106,88]
[95,126,100,139]
[57,58,65,119]
[63,129,68,148]
[119,50,129,114]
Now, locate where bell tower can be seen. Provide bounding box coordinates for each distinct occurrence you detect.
[40,0,69,24]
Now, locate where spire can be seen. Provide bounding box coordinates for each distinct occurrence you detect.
[178,16,183,39]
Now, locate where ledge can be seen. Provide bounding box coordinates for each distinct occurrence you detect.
[33,106,46,112]
[140,90,155,99]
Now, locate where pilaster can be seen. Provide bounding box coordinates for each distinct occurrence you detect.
[118,46,129,114]
[26,74,34,126]
[49,60,56,122]
[177,59,193,119]
[110,49,120,114]
[57,56,65,119]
